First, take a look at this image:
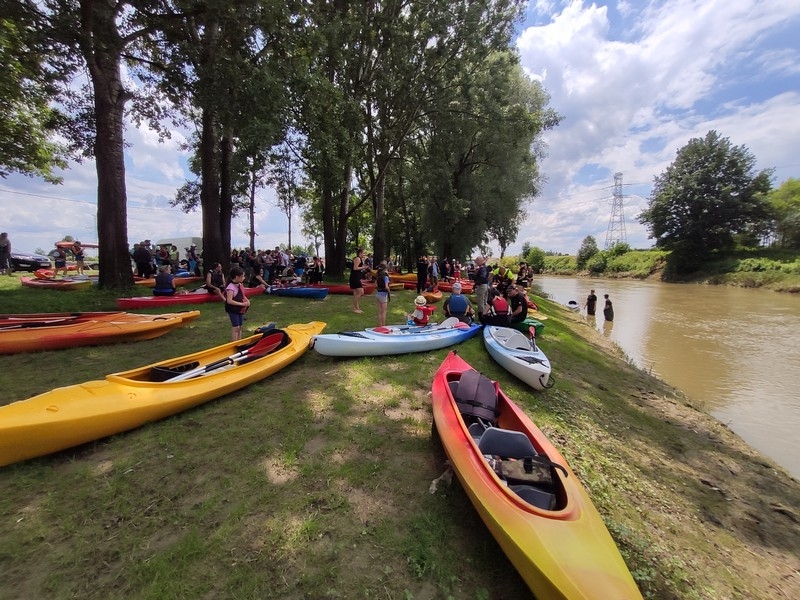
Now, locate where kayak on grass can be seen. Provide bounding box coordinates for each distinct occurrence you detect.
[311,318,481,357]
[0,311,200,355]
[0,321,326,467]
[431,351,641,599]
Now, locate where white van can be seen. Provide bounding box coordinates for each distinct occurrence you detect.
[155,237,203,256]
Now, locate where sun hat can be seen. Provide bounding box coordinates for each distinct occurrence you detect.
[451,282,462,293]
[415,295,427,306]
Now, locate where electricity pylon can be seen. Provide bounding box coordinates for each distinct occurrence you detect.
[605,172,627,248]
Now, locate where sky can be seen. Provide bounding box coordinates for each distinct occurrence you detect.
[1,0,799,258]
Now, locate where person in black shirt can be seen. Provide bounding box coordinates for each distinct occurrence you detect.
[584,289,598,316]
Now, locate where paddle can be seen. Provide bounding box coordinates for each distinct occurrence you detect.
[168,331,285,382]
[528,326,539,352]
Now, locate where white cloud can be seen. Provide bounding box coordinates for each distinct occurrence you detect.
[510,0,800,255]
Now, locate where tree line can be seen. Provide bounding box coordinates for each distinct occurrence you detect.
[1,0,561,288]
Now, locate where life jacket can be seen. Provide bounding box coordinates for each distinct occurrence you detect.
[447,294,468,315]
[490,296,509,316]
[225,283,245,313]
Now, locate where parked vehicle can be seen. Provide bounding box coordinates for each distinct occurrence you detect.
[10,251,51,272]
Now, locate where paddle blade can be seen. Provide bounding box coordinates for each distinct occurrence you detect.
[528,326,536,339]
[438,316,459,328]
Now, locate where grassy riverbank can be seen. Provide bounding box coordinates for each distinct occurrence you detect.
[1,275,799,599]
[533,248,800,292]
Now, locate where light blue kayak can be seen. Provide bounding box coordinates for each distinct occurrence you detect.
[312,318,482,357]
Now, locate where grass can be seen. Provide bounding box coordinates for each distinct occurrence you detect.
[1,272,799,599]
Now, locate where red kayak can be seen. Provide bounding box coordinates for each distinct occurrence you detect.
[116,286,263,309]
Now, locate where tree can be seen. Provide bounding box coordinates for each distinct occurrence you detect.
[524,246,545,273]
[638,130,773,271]
[1,4,69,182]
[767,178,800,249]
[576,235,598,270]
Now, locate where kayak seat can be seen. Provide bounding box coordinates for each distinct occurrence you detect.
[467,422,487,442]
[150,361,201,382]
[509,485,557,511]
[478,427,536,459]
[454,370,499,424]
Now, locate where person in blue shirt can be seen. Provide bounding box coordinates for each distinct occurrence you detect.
[153,264,176,296]
[443,282,474,323]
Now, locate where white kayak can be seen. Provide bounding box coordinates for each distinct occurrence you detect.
[312,317,482,357]
[482,326,553,390]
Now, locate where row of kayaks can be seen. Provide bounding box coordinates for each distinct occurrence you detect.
[0,310,641,597]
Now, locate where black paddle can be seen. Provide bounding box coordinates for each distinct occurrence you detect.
[528,326,538,352]
[168,331,286,382]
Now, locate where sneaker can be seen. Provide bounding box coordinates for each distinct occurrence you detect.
[353,309,363,314]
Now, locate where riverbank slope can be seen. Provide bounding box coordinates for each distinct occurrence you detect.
[0,282,798,598]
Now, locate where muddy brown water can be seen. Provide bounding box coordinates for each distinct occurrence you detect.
[533,276,800,480]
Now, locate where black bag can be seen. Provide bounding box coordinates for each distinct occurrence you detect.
[454,369,498,424]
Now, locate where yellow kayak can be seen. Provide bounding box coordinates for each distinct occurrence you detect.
[0,321,326,467]
[432,352,642,598]
[0,311,201,354]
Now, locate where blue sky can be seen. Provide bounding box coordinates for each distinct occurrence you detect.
[1,0,799,257]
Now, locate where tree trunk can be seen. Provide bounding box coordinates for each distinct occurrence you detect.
[81,0,133,289]
[200,108,223,271]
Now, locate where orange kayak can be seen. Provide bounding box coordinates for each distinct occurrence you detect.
[431,352,642,599]
[0,311,200,354]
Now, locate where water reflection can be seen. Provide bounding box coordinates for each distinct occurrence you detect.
[533,276,800,479]
[602,319,614,337]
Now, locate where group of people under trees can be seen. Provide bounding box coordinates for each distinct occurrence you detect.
[346,248,536,327]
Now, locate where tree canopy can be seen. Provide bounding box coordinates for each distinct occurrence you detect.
[638,130,773,272]
[4,0,560,285]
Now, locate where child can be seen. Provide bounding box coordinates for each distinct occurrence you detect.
[374,264,390,326]
[407,295,434,326]
[225,266,251,341]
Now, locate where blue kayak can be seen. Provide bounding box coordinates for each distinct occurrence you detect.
[266,286,329,300]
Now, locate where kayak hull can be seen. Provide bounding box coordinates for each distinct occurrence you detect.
[0,311,200,355]
[432,352,641,599]
[267,286,329,300]
[0,321,326,466]
[482,326,552,390]
[20,276,92,290]
[116,286,263,309]
[312,322,481,357]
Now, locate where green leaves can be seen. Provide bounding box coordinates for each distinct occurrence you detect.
[638,130,774,272]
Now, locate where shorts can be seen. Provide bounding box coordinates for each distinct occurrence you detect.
[376,291,389,304]
[55,259,66,268]
[228,312,245,327]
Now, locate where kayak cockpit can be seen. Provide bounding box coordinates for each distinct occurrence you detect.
[447,370,568,512]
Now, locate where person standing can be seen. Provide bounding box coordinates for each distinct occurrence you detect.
[0,232,11,276]
[53,244,69,278]
[374,263,390,326]
[349,248,368,313]
[71,241,85,275]
[584,289,598,316]
[473,256,490,315]
[603,294,614,322]
[416,255,428,294]
[225,267,251,341]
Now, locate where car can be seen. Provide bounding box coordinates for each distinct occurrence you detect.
[10,251,52,272]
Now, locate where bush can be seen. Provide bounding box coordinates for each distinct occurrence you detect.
[586,252,607,273]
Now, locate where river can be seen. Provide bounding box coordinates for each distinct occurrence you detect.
[531,276,800,480]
